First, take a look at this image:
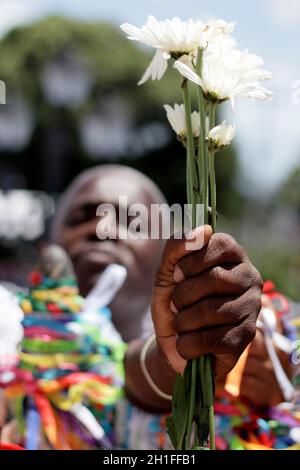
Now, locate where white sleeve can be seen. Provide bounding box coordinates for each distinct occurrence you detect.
[0,284,24,367]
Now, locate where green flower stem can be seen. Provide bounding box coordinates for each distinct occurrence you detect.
[185,357,197,449]
[181,78,198,449]
[195,49,208,223]
[206,99,217,450]
[174,74,217,454]
[198,356,206,447]
[208,102,217,231]
[195,49,216,452]
[182,79,197,226]
[186,153,191,206]
[205,356,216,450]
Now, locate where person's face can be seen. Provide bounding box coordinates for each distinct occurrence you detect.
[54,172,162,297]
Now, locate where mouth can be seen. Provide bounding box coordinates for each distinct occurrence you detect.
[72,241,132,279]
[74,249,118,274]
[70,242,135,296]
[72,250,117,296]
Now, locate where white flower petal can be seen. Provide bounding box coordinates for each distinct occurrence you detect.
[120,23,144,40]
[138,50,168,85]
[229,95,235,112]
[121,15,273,103]
[191,111,201,137]
[164,103,200,138]
[198,45,273,107]
[173,60,203,87]
[208,121,236,149]
[121,16,210,84]
[204,19,236,48]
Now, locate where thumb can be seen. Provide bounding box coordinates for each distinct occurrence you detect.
[151,225,212,373]
[160,225,213,276]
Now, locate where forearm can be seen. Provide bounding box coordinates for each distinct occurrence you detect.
[124,337,176,412]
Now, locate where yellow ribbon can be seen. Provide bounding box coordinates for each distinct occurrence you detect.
[48,380,122,411]
[20,352,104,368]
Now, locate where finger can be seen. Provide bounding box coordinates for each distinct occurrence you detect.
[243,355,274,383]
[249,329,293,379]
[175,233,247,282]
[174,288,262,334]
[239,376,274,408]
[60,220,98,251]
[151,225,212,337]
[176,319,256,361]
[151,225,212,373]
[248,329,268,359]
[160,225,213,278]
[172,262,261,311]
[151,225,212,366]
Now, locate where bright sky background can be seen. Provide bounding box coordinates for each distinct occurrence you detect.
[1,0,300,196]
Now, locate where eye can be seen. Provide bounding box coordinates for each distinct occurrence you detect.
[67,209,86,226]
[67,204,99,227]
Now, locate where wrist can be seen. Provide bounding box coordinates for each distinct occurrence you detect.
[145,337,176,397]
[124,337,175,412]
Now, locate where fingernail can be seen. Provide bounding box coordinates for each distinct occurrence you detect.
[186,228,197,241]
[186,225,203,239]
[185,225,208,250]
[174,265,185,283]
[170,301,178,314]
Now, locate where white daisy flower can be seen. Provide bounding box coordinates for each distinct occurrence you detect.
[174,46,273,111]
[164,103,200,143]
[207,120,236,152]
[120,16,206,85]
[203,19,236,48]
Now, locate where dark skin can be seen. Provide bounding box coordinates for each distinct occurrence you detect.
[52,165,165,342]
[240,329,286,407]
[126,228,292,411]
[51,166,289,413]
[239,295,294,408]
[0,168,292,447]
[125,227,261,410]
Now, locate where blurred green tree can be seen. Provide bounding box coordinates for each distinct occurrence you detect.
[0,16,242,217]
[0,16,298,301]
[279,166,300,217]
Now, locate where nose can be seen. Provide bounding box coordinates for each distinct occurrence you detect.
[95,211,124,243]
[80,219,101,243]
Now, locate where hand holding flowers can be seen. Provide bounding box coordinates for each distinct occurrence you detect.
[121,15,272,450]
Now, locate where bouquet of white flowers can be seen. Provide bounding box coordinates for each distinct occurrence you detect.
[121,16,273,450]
